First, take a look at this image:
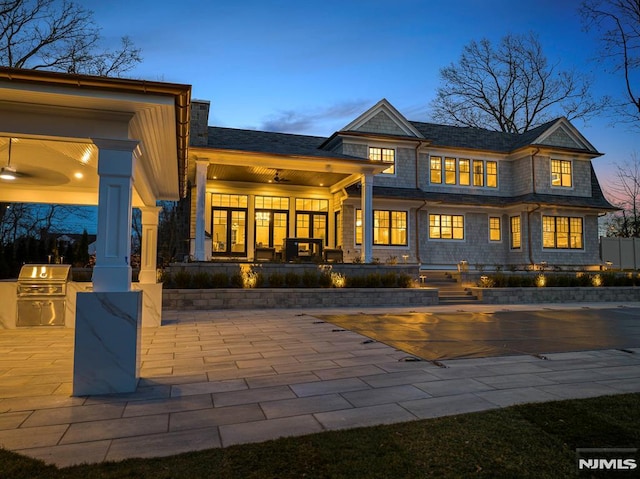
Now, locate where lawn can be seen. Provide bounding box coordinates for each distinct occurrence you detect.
[2,393,639,479]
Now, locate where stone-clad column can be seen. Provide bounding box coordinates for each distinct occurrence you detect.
[91,138,138,292]
[194,158,209,261]
[361,173,373,263]
[138,206,162,283]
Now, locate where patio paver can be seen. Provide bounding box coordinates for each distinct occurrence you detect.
[1,302,639,468]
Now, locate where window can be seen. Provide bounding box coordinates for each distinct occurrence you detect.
[211,194,248,256]
[369,147,395,174]
[486,161,497,188]
[429,214,464,240]
[510,216,521,249]
[459,159,470,186]
[444,157,457,184]
[473,160,484,186]
[430,156,442,184]
[489,217,501,241]
[551,159,572,187]
[296,198,328,242]
[543,216,583,249]
[356,209,407,246]
[255,196,289,249]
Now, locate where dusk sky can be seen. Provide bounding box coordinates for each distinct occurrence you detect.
[85,0,638,201]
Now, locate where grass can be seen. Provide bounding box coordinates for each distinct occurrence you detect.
[1,393,639,478]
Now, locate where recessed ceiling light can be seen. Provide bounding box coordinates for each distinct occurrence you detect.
[74,172,84,179]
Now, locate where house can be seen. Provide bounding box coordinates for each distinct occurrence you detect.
[187,99,616,269]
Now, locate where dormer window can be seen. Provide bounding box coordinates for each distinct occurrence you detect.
[369,147,395,174]
[551,159,572,187]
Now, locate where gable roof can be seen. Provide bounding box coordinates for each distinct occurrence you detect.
[410,118,601,155]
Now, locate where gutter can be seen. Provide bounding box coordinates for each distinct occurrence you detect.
[0,67,192,198]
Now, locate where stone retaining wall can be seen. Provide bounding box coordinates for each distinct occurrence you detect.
[162,287,439,310]
[471,286,640,304]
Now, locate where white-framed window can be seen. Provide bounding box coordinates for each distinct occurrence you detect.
[430,156,442,184]
[430,156,497,188]
[551,159,572,187]
[489,216,501,242]
[369,147,395,174]
[543,216,583,249]
[429,214,464,240]
[510,216,521,249]
[356,209,408,246]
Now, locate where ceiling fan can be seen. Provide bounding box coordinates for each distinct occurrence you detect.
[0,138,28,181]
[273,170,290,183]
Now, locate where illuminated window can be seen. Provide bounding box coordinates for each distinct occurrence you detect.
[212,193,247,208]
[473,160,484,186]
[510,216,521,249]
[369,147,395,174]
[489,217,501,241]
[356,209,407,246]
[543,216,583,249]
[459,159,470,185]
[429,214,464,240]
[551,159,572,187]
[430,156,442,184]
[486,161,497,188]
[444,157,456,184]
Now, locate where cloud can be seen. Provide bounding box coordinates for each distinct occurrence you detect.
[258,99,371,135]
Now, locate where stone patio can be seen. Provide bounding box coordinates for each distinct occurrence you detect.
[1,303,640,467]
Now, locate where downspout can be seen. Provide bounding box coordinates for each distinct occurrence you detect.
[526,148,541,267]
[527,204,541,267]
[414,141,428,264]
[415,200,429,264]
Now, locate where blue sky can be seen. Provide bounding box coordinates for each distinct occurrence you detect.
[84,0,637,198]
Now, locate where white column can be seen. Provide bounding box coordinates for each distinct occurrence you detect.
[194,159,208,261]
[92,139,138,292]
[138,206,162,284]
[361,173,373,263]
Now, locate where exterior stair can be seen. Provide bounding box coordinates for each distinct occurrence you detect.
[419,270,480,305]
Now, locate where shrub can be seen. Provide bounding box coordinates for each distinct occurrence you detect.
[211,272,229,288]
[229,272,244,288]
[397,273,413,288]
[301,270,319,288]
[366,273,382,288]
[192,271,211,289]
[173,270,191,289]
[285,271,300,287]
[268,272,285,288]
[318,271,333,288]
[381,272,398,287]
[345,275,367,288]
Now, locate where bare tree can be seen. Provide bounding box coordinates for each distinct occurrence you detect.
[581,0,640,124]
[0,0,141,75]
[430,33,608,133]
[603,152,640,237]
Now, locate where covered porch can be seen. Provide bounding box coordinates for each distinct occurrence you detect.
[0,67,191,395]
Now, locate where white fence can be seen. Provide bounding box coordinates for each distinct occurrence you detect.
[600,237,640,269]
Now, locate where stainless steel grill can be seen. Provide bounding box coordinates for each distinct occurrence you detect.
[16,264,71,326]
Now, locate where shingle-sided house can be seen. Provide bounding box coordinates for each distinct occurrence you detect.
[187,99,615,269]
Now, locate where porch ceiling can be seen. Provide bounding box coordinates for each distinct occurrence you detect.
[0,68,191,207]
[207,163,350,188]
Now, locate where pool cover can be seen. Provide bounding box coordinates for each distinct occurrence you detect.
[316,307,640,361]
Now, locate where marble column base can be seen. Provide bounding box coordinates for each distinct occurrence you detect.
[73,291,142,396]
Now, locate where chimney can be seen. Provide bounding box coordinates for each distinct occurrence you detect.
[189,99,210,147]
